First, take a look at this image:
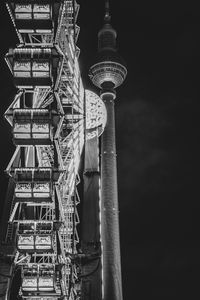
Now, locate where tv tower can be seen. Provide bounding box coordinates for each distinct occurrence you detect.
[89,1,127,300]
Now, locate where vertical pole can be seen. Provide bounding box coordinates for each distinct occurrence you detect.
[101,92,123,300]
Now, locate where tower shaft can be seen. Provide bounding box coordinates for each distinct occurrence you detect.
[101,93,123,300]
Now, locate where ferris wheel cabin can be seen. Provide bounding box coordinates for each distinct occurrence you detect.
[5,48,60,88]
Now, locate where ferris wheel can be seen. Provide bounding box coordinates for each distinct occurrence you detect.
[0,2,106,300]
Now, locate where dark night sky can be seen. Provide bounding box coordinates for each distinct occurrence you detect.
[0,1,200,299]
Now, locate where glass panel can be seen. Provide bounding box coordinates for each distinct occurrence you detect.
[33,182,50,192]
[34,13,50,20]
[19,223,35,233]
[32,133,49,139]
[15,5,32,19]
[14,71,31,77]
[36,223,52,232]
[15,183,32,192]
[33,5,50,20]
[15,5,32,12]
[14,62,31,77]
[14,61,31,71]
[15,183,32,198]
[32,71,49,77]
[33,5,51,13]
[33,183,50,197]
[32,62,49,71]
[35,235,52,250]
[38,277,54,291]
[15,4,32,12]
[22,278,37,291]
[18,235,34,250]
[14,133,31,139]
[15,13,32,20]
[14,123,31,133]
[34,192,51,198]
[32,61,49,78]
[15,192,32,198]
[32,123,49,133]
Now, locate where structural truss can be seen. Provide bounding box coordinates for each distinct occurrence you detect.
[1,1,85,300]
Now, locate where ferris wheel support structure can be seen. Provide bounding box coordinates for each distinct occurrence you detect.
[0,2,110,300]
[0,1,85,300]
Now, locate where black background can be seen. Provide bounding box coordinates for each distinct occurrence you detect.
[0,1,200,299]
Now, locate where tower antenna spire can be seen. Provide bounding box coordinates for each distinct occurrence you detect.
[104,0,111,22]
[89,2,127,300]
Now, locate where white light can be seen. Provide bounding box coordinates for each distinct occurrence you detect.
[85,90,107,139]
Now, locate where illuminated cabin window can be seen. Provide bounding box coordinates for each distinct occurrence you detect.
[13,109,53,145]
[14,61,50,78]
[22,265,38,291]
[14,61,31,77]
[38,265,55,291]
[15,4,51,20]
[32,61,50,77]
[17,222,54,251]
[22,265,55,292]
[15,181,52,202]
[35,223,53,250]
[15,4,32,20]
[33,5,51,20]
[38,277,54,291]
[17,223,35,250]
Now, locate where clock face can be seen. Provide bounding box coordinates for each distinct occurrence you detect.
[85,89,107,139]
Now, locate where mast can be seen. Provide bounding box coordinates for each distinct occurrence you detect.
[105,0,110,21]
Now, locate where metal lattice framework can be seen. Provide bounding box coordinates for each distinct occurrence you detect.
[3,1,84,299]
